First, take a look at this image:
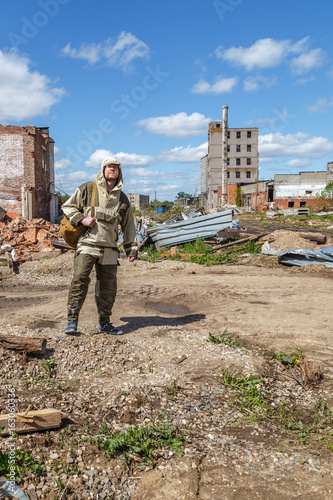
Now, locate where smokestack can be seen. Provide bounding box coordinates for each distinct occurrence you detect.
[221,105,228,207]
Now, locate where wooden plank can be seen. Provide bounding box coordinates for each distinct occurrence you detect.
[0,409,61,436]
[211,234,264,252]
[299,232,327,244]
[0,335,46,355]
[216,229,253,239]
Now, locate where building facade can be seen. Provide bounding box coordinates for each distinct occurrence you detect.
[273,168,333,210]
[201,122,259,209]
[127,193,150,211]
[0,125,56,222]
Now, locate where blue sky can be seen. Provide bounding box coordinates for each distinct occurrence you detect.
[1,0,333,201]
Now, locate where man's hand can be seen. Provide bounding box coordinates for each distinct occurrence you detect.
[81,217,96,228]
[128,256,136,262]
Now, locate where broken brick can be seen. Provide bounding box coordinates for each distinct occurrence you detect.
[23,227,38,244]
[37,229,51,241]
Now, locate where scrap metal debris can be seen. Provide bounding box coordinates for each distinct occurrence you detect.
[146,209,237,248]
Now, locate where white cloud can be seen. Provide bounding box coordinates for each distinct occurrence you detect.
[84,149,154,168]
[305,97,333,114]
[286,159,310,168]
[244,117,274,126]
[55,159,71,171]
[191,77,238,94]
[290,48,326,75]
[215,37,326,75]
[158,142,208,163]
[295,75,316,85]
[259,132,333,161]
[61,32,150,71]
[215,38,292,70]
[137,112,211,138]
[0,49,65,121]
[243,75,277,92]
[56,170,96,196]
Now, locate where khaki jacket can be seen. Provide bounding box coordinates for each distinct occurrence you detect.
[62,164,137,264]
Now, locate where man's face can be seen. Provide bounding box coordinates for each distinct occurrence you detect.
[104,163,119,182]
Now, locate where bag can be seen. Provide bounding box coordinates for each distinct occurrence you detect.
[60,182,97,249]
[59,217,87,249]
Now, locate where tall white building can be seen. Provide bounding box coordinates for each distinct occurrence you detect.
[127,193,149,211]
[201,122,259,209]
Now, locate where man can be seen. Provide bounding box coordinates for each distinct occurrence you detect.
[62,157,138,335]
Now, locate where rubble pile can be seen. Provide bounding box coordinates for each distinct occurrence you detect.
[0,211,61,261]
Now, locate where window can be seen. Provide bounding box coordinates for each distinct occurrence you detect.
[247,144,251,152]
[227,171,230,178]
[246,171,251,178]
[42,146,46,170]
[288,201,295,208]
[305,190,312,195]
[236,158,241,166]
[300,201,306,207]
[247,131,252,138]
[236,131,241,139]
[227,158,230,165]
[236,171,240,179]
[247,158,251,165]
[227,145,230,152]
[227,131,230,139]
[216,123,220,128]
[236,145,241,152]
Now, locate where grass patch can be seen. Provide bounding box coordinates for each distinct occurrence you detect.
[166,380,181,400]
[207,329,243,348]
[92,419,186,468]
[140,237,261,266]
[0,449,45,481]
[220,369,333,451]
[221,371,268,414]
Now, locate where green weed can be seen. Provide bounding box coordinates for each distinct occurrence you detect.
[272,348,303,367]
[166,380,181,400]
[221,370,268,414]
[0,449,45,481]
[207,329,242,348]
[42,359,55,376]
[92,419,186,468]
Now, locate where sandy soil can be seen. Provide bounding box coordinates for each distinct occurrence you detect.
[0,239,333,499]
[2,252,333,373]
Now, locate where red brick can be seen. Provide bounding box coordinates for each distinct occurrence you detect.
[37,229,50,241]
[23,227,38,244]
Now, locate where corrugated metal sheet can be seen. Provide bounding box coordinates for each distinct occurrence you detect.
[278,245,333,268]
[147,209,234,248]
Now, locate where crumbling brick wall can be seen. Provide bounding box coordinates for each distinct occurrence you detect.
[0,125,54,220]
[0,127,24,212]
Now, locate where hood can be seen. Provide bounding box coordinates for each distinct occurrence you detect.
[96,157,124,191]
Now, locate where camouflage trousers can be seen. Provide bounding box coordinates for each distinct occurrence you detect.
[67,252,117,321]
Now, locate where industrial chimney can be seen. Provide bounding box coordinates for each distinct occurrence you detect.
[221,105,228,207]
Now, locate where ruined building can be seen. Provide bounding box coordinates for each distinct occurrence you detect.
[0,125,56,223]
[200,114,259,209]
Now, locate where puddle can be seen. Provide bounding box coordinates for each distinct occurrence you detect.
[146,301,189,315]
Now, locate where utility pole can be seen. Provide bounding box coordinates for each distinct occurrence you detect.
[221,105,228,207]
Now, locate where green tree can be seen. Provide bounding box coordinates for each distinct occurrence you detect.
[175,191,192,199]
[56,191,70,203]
[317,182,333,210]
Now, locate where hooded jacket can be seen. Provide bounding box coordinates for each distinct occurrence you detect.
[62,158,138,263]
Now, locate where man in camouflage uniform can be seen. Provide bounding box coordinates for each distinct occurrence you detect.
[62,157,138,335]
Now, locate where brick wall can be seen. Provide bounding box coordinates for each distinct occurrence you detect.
[0,126,53,220]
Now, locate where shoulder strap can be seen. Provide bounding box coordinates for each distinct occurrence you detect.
[90,182,97,217]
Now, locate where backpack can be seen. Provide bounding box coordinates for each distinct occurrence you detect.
[59,182,97,249]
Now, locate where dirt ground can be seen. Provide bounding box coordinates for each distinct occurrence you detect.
[0,222,333,499]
